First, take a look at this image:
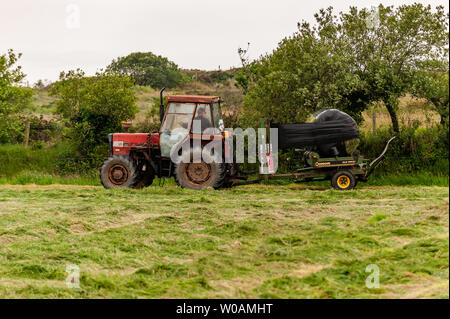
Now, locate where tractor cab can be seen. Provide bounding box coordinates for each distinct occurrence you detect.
[159,95,224,157]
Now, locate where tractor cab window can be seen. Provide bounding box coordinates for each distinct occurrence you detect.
[167,103,195,114]
[160,103,195,132]
[192,104,213,134]
[161,114,192,132]
[212,102,224,131]
[159,103,195,158]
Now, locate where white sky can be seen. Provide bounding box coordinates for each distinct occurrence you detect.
[1,0,448,84]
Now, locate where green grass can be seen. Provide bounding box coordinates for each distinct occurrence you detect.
[366,172,449,187]
[0,184,447,298]
[0,144,101,185]
[0,144,64,177]
[0,170,447,187]
[0,141,446,187]
[0,172,98,186]
[2,142,447,187]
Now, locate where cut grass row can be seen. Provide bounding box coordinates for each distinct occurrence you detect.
[0,184,447,298]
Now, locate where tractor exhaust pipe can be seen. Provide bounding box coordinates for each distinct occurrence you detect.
[159,87,166,123]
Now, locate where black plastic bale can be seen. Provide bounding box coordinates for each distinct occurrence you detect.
[271,109,359,156]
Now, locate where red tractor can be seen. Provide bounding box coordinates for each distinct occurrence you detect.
[100,88,235,190]
[100,89,395,191]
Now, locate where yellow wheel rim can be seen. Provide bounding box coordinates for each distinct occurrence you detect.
[337,175,350,189]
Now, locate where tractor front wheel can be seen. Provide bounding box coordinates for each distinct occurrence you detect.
[100,155,139,189]
[331,170,356,191]
[174,153,226,190]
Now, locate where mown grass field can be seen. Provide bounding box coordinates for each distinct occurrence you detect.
[0,183,448,298]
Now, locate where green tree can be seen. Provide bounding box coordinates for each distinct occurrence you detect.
[50,69,137,165]
[237,9,368,126]
[107,52,183,88]
[0,49,33,143]
[239,4,449,132]
[339,4,448,132]
[412,60,449,126]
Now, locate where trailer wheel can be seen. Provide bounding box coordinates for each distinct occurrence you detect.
[331,170,356,191]
[100,155,139,189]
[174,152,226,190]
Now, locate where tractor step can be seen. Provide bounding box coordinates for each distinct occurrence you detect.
[158,158,172,178]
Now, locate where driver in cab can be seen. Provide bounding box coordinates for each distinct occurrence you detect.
[193,107,212,133]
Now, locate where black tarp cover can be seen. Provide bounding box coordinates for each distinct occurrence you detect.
[271,109,358,150]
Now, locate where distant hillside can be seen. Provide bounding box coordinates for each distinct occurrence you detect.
[180,68,240,84]
[29,68,440,131]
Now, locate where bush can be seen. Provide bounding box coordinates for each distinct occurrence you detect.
[0,142,104,178]
[50,69,138,169]
[0,49,33,143]
[18,115,62,144]
[359,124,449,175]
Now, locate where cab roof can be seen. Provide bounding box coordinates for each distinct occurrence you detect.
[167,95,220,104]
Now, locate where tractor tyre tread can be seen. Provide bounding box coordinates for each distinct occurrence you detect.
[174,152,226,190]
[100,154,139,189]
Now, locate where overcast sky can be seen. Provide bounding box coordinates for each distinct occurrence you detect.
[1,0,448,84]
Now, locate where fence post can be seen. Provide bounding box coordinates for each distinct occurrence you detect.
[372,113,376,135]
[24,119,30,147]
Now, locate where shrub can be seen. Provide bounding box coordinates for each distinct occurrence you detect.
[50,69,138,169]
[359,124,449,175]
[0,49,33,143]
[18,115,62,144]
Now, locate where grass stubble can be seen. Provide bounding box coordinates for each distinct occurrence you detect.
[0,183,448,299]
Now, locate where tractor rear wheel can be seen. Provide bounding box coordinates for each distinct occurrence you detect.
[174,152,226,190]
[100,155,139,189]
[331,170,356,191]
